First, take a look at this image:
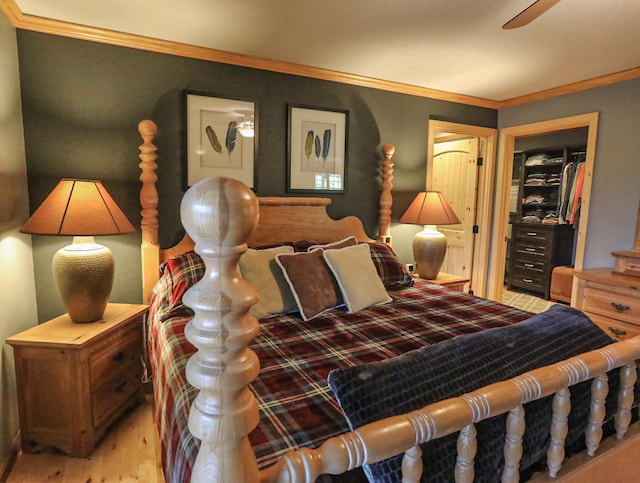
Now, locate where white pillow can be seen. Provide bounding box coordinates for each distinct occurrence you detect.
[322,244,392,313]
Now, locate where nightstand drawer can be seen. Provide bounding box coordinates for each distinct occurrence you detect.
[92,363,142,427]
[90,328,141,390]
[583,282,640,325]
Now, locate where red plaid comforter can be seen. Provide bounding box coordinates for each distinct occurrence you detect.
[148,278,531,482]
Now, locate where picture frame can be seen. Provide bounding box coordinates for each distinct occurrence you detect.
[185,91,256,188]
[287,105,348,193]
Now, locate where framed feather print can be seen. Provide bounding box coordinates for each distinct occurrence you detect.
[185,91,256,188]
[288,105,348,193]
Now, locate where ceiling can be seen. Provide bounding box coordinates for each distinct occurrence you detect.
[9,0,640,104]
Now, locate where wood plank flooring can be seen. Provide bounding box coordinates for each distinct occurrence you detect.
[6,394,164,483]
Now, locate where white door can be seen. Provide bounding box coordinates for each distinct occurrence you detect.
[431,137,480,287]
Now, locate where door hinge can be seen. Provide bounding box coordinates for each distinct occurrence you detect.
[473,225,479,234]
[477,157,483,166]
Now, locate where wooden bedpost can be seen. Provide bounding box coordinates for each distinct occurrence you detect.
[138,119,160,303]
[378,144,395,245]
[180,177,261,483]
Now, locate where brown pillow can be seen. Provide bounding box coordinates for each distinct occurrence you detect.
[275,250,343,321]
[308,236,358,252]
[239,246,296,318]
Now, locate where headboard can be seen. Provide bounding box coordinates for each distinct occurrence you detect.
[137,119,396,301]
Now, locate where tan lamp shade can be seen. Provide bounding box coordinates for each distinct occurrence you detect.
[399,191,460,280]
[20,179,135,322]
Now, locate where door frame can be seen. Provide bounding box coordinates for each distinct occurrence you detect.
[426,120,497,297]
[487,112,600,302]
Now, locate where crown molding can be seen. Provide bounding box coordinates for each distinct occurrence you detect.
[3,0,639,110]
[500,66,640,108]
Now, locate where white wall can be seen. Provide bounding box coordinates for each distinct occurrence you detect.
[0,10,37,475]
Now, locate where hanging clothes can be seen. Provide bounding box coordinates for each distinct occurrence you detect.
[569,162,586,225]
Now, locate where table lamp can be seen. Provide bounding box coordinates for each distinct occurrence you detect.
[399,191,460,280]
[20,179,135,323]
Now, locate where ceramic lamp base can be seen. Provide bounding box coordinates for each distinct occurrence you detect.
[53,236,114,323]
[413,226,447,280]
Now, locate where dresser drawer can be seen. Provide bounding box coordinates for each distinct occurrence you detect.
[613,256,640,277]
[513,226,550,244]
[585,312,640,341]
[513,257,546,274]
[90,327,141,391]
[514,242,547,258]
[582,281,640,326]
[92,363,142,427]
[509,271,547,291]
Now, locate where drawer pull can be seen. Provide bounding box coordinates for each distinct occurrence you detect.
[524,247,536,252]
[524,263,535,268]
[526,232,538,236]
[522,278,533,283]
[112,350,126,362]
[611,302,631,313]
[608,326,627,337]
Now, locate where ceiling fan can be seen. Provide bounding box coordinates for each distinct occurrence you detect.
[503,0,562,29]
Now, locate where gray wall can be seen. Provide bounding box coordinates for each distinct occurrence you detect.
[17,31,497,322]
[498,78,640,268]
[0,11,37,475]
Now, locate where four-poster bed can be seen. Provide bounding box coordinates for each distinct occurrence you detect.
[136,119,640,482]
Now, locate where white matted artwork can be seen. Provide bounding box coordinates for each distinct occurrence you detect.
[288,105,348,193]
[186,91,255,188]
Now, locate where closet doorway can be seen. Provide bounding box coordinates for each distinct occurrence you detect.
[487,112,600,303]
[426,120,497,297]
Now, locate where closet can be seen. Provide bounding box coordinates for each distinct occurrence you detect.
[507,143,586,299]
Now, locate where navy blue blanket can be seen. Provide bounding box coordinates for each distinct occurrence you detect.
[328,305,632,483]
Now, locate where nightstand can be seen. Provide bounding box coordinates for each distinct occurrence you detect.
[419,272,470,291]
[6,303,148,458]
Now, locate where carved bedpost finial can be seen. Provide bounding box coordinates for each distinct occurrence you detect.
[180,176,261,483]
[378,144,395,245]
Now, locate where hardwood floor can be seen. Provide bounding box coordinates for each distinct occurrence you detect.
[6,394,164,483]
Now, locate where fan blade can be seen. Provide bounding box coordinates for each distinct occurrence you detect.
[503,0,561,29]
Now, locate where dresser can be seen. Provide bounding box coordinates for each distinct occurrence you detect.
[573,269,640,340]
[507,222,574,299]
[574,203,640,340]
[6,303,148,457]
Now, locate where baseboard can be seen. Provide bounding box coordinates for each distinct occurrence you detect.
[0,432,20,483]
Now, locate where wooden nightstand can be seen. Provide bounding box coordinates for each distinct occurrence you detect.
[6,303,148,458]
[418,272,470,291]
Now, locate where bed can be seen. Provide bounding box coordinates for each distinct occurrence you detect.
[136,119,640,482]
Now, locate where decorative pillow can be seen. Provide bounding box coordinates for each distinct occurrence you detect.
[308,236,358,252]
[275,250,343,321]
[239,246,296,319]
[292,239,320,252]
[323,244,392,313]
[159,250,205,308]
[364,242,414,290]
